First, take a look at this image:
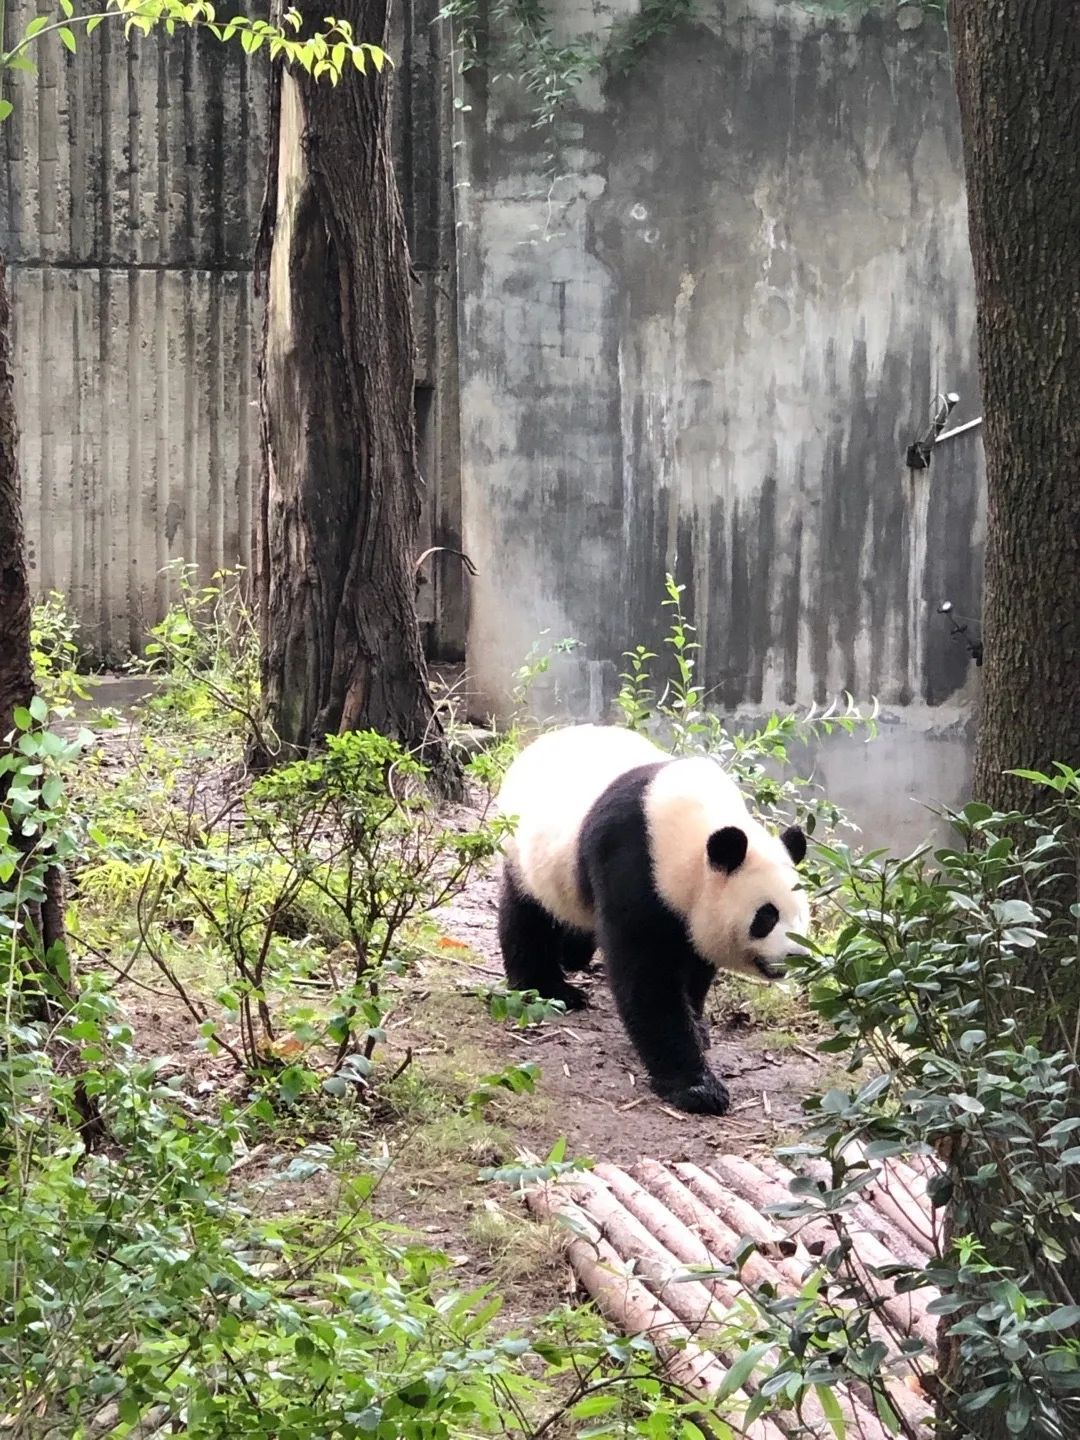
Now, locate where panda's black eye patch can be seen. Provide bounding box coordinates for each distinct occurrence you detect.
[750,903,780,940]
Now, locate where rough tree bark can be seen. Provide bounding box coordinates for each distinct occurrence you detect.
[942,7,1080,1435]
[256,0,460,795]
[953,0,1080,812]
[0,254,33,741]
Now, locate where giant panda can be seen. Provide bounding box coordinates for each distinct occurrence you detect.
[495,724,811,1116]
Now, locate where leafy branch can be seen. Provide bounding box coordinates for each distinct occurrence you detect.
[0,0,391,121]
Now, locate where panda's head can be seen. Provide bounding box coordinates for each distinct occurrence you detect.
[691,823,810,982]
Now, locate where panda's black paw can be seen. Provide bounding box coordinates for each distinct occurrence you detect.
[693,1015,712,1052]
[554,982,589,1012]
[655,1071,730,1116]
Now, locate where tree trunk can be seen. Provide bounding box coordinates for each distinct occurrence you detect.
[942,9,1080,1435]
[953,0,1080,813]
[0,252,33,741]
[256,0,461,796]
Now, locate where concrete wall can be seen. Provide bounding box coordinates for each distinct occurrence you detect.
[453,0,985,846]
[3,0,985,844]
[2,17,267,661]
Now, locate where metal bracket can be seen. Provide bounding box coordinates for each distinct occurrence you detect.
[905,391,983,471]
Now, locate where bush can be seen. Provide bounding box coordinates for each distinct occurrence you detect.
[714,770,1080,1439]
[130,564,264,753]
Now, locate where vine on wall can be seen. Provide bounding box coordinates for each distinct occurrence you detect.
[439,0,941,169]
[439,0,698,166]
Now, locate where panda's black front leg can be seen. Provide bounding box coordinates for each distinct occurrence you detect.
[598,912,729,1116]
[685,956,714,1052]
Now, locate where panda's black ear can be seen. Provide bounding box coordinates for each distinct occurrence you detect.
[781,826,807,866]
[707,826,748,874]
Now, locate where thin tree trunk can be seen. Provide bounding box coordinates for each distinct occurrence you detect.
[256,0,461,796]
[0,252,104,1147]
[0,253,33,741]
[942,7,1080,1435]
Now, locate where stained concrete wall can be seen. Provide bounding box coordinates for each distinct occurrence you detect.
[4,0,984,843]
[453,0,985,845]
[2,16,267,661]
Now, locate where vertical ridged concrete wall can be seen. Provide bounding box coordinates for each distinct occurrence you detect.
[2,16,266,661]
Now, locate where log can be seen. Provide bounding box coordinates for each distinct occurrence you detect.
[636,1161,808,1293]
[529,1181,788,1440]
[653,1165,932,1435]
[714,1156,939,1350]
[563,1171,729,1324]
[589,1168,881,1440]
[525,1187,727,1398]
[834,1145,939,1255]
[673,1162,813,1288]
[773,1157,935,1279]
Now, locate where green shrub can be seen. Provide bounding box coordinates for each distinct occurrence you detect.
[712,771,1080,1439]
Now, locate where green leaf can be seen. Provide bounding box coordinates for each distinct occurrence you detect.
[59,0,74,13]
[873,1391,901,1435]
[12,706,32,730]
[29,694,48,721]
[58,25,77,52]
[715,1342,771,1403]
[0,99,12,122]
[86,14,104,34]
[24,14,50,38]
[814,1384,846,1440]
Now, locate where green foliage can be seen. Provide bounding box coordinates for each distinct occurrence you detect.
[510,628,582,715]
[441,0,695,167]
[477,983,568,1028]
[84,726,509,1093]
[713,778,1080,1439]
[1,636,719,1440]
[0,0,389,121]
[464,1058,541,1112]
[130,563,265,751]
[1,700,87,902]
[2,1018,566,1437]
[29,591,93,717]
[480,1134,594,1187]
[606,0,697,76]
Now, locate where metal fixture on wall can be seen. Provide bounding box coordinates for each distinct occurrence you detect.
[905,390,984,471]
[937,601,983,667]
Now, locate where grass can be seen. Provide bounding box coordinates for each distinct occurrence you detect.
[708,971,819,1035]
[466,1200,570,1287]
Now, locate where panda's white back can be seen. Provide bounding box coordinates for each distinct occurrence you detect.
[496,724,664,930]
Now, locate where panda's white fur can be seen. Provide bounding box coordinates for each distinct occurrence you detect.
[498,724,660,932]
[497,723,810,980]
